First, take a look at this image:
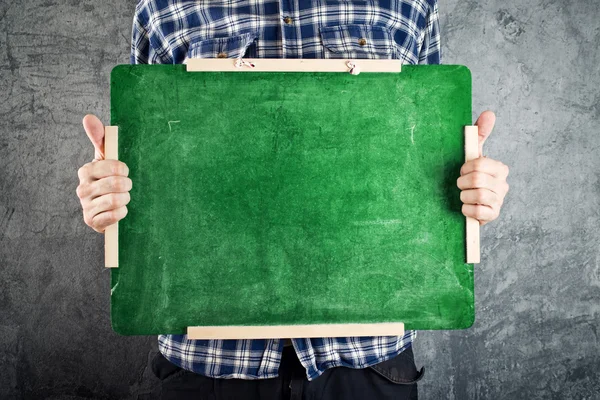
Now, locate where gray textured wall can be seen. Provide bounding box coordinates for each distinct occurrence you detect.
[1,0,598,399]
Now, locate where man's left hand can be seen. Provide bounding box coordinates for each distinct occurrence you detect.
[457,111,510,226]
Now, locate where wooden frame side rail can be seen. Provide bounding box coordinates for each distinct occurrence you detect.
[464,126,481,264]
[105,126,119,268]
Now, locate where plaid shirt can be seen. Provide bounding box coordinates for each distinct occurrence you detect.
[131,0,440,381]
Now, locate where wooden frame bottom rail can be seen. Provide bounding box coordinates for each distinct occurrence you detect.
[187,323,405,339]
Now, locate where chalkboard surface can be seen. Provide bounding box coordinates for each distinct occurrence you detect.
[110,64,474,335]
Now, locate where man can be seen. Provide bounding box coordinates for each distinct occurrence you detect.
[76,1,510,398]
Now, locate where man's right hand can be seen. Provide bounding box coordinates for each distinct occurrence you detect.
[76,114,132,233]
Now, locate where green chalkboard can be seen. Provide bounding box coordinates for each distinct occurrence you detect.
[110,64,474,335]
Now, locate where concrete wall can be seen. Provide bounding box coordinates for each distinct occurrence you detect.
[1,0,598,398]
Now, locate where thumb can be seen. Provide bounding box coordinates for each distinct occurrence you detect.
[474,110,496,157]
[82,114,105,161]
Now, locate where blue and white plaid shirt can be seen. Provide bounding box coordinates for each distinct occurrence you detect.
[131,0,440,381]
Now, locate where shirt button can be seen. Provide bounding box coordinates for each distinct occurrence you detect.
[283,16,293,24]
[358,38,367,46]
[217,52,227,58]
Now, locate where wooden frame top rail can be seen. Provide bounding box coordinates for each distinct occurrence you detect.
[185,58,403,73]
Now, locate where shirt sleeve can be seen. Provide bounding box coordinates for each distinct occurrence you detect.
[418,0,442,65]
[130,2,171,65]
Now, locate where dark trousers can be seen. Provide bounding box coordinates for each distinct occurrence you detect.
[152,345,424,400]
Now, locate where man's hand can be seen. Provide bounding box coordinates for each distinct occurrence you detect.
[457,111,509,226]
[76,114,132,233]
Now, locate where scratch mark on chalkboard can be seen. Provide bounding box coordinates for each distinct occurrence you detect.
[110,281,119,296]
[130,69,144,79]
[168,120,180,131]
[409,125,416,145]
[160,261,170,310]
[352,219,403,226]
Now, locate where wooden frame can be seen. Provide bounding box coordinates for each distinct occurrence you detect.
[104,126,119,269]
[187,323,405,340]
[464,126,481,264]
[105,59,478,338]
[185,58,403,72]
